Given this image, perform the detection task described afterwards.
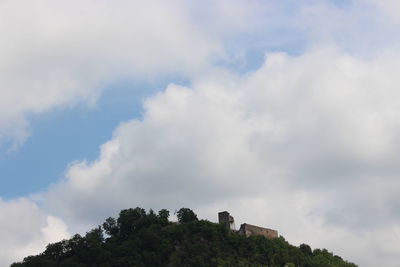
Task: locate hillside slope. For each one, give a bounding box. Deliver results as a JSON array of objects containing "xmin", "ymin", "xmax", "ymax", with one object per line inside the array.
[{"xmin": 11, "ymin": 207, "xmax": 357, "ymax": 267}]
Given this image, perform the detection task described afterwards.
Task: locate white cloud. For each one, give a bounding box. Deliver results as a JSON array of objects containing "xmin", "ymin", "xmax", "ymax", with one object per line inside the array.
[
  {"xmin": 36, "ymin": 46, "xmax": 400, "ymax": 266},
  {"xmin": 365, "ymin": 0, "xmax": 400, "ymax": 23},
  {"xmin": 1, "ymin": 0, "xmax": 398, "ymax": 148},
  {"xmin": 0, "ymin": 198, "xmax": 69, "ymax": 266},
  {"xmin": 0, "ymin": 0, "xmax": 240, "ymax": 147},
  {"xmin": 4, "ymin": 1, "xmax": 400, "ymax": 266}
]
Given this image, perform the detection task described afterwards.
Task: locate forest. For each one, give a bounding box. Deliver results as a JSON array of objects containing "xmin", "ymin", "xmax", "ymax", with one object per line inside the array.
[{"xmin": 11, "ymin": 207, "xmax": 357, "ymax": 267}]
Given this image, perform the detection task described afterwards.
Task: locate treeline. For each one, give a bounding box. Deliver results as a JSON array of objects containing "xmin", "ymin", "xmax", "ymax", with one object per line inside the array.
[{"xmin": 11, "ymin": 207, "xmax": 357, "ymax": 267}]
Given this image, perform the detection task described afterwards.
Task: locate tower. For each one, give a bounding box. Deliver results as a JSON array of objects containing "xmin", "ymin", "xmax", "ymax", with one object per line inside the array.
[{"xmin": 218, "ymin": 211, "xmax": 235, "ymax": 230}]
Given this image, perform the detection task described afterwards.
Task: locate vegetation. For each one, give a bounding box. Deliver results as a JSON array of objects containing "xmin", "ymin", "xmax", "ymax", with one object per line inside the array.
[{"xmin": 11, "ymin": 207, "xmax": 357, "ymax": 267}]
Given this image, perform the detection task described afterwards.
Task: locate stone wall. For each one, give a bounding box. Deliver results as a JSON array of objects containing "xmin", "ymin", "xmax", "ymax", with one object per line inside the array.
[
  {"xmin": 218, "ymin": 211, "xmax": 235, "ymax": 230},
  {"xmin": 238, "ymin": 223, "xmax": 278, "ymax": 240}
]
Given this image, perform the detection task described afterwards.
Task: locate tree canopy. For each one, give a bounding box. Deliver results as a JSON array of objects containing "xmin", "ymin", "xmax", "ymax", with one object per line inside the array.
[
  {"xmin": 11, "ymin": 207, "xmax": 357, "ymax": 267},
  {"xmin": 176, "ymin": 207, "xmax": 198, "ymax": 223}
]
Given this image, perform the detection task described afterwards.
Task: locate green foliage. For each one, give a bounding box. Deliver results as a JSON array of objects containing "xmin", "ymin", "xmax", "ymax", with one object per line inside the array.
[
  {"xmin": 158, "ymin": 209, "xmax": 170, "ymax": 226},
  {"xmin": 12, "ymin": 207, "xmax": 358, "ymax": 267},
  {"xmin": 103, "ymin": 217, "xmax": 118, "ymax": 236},
  {"xmin": 176, "ymin": 207, "xmax": 198, "ymax": 223}
]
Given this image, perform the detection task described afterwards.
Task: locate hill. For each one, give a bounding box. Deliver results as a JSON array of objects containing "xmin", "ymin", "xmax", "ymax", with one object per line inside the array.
[{"xmin": 11, "ymin": 207, "xmax": 357, "ymax": 267}]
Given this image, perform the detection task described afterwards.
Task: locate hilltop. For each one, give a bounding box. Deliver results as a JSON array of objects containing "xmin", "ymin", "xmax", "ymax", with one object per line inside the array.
[{"xmin": 11, "ymin": 207, "xmax": 357, "ymax": 267}]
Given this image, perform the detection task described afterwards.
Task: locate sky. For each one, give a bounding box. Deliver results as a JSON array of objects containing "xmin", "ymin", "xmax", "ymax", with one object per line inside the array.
[{"xmin": 1, "ymin": 0, "xmax": 400, "ymax": 266}]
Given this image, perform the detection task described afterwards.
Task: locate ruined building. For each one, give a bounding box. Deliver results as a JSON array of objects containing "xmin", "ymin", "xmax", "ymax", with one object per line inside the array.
[
  {"xmin": 218, "ymin": 211, "xmax": 278, "ymax": 240},
  {"xmin": 238, "ymin": 223, "xmax": 278, "ymax": 239},
  {"xmin": 218, "ymin": 211, "xmax": 236, "ymax": 230}
]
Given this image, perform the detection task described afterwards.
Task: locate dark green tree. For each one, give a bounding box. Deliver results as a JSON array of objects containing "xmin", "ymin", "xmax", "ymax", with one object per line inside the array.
[
  {"xmin": 103, "ymin": 217, "xmax": 119, "ymax": 237},
  {"xmin": 12, "ymin": 207, "xmax": 358, "ymax": 267},
  {"xmin": 158, "ymin": 209, "xmax": 170, "ymax": 226},
  {"xmin": 176, "ymin": 208, "xmax": 198, "ymax": 223}
]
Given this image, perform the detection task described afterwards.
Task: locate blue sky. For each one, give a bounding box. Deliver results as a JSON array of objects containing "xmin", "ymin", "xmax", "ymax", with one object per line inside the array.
[
  {"xmin": 1, "ymin": 81, "xmax": 147, "ymax": 197},
  {"xmin": 1, "ymin": 1, "xmax": 400, "ymax": 266},
  {"xmin": 0, "ymin": 16, "xmax": 308, "ymax": 198},
  {"xmin": 0, "ymin": 77, "xmax": 188, "ymax": 197}
]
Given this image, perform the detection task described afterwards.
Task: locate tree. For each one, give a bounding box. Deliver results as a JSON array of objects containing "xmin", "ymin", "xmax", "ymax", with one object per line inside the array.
[
  {"xmin": 117, "ymin": 207, "xmax": 146, "ymax": 237},
  {"xmin": 176, "ymin": 208, "xmax": 198, "ymax": 223},
  {"xmin": 103, "ymin": 217, "xmax": 119, "ymax": 237},
  {"xmin": 300, "ymin": 243, "xmax": 312, "ymax": 256},
  {"xmin": 12, "ymin": 207, "xmax": 358, "ymax": 267},
  {"xmin": 158, "ymin": 209, "xmax": 170, "ymax": 226},
  {"xmin": 43, "ymin": 241, "xmax": 67, "ymax": 261}
]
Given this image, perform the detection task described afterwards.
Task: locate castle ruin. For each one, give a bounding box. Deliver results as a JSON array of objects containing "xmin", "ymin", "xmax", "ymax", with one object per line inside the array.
[
  {"xmin": 218, "ymin": 211, "xmax": 278, "ymax": 240},
  {"xmin": 218, "ymin": 211, "xmax": 236, "ymax": 230}
]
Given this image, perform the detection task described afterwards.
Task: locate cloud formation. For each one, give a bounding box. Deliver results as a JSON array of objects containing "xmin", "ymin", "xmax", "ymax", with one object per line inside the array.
[
  {"xmin": 0, "ymin": 0, "xmax": 238, "ymax": 147},
  {"xmin": 37, "ymin": 46, "xmax": 400, "ymax": 266},
  {"xmin": 3, "ymin": 1, "xmax": 400, "ymax": 266},
  {"xmin": 1, "ymin": 0, "xmax": 396, "ymax": 147},
  {"xmin": 0, "ymin": 198, "xmax": 69, "ymax": 266}
]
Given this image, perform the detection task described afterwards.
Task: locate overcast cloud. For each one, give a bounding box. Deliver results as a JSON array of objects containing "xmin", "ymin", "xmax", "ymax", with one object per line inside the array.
[
  {"xmin": 40, "ymin": 46, "xmax": 400, "ymax": 267},
  {"xmin": 0, "ymin": 198, "xmax": 69, "ymax": 266},
  {"xmin": 0, "ymin": 0, "xmax": 235, "ymax": 147},
  {"xmin": 1, "ymin": 1, "xmax": 400, "ymax": 266}
]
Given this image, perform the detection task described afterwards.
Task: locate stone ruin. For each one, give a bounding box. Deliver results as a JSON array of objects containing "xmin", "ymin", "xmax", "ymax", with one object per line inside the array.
[
  {"xmin": 218, "ymin": 211, "xmax": 278, "ymax": 240},
  {"xmin": 218, "ymin": 211, "xmax": 236, "ymax": 230}
]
